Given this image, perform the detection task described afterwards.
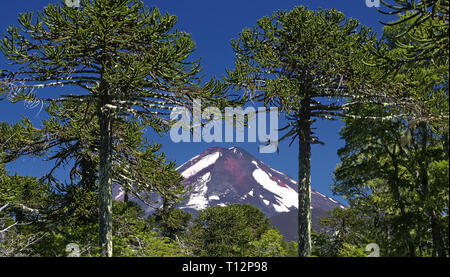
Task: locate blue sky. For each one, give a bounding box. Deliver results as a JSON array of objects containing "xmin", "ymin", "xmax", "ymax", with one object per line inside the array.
[{"xmin": 0, "ymin": 0, "xmax": 393, "ymax": 204}]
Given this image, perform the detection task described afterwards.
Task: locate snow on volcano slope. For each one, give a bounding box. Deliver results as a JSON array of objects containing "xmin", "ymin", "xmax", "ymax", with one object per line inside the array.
[
  {"xmin": 252, "ymin": 168, "xmax": 297, "ymax": 212},
  {"xmin": 180, "ymin": 152, "xmax": 221, "ymax": 179}
]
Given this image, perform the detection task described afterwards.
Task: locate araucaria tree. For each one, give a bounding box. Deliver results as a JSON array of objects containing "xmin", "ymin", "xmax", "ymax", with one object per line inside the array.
[
  {"xmin": 0, "ymin": 0, "xmax": 226, "ymax": 256},
  {"xmin": 226, "ymin": 7, "xmax": 376, "ymax": 256},
  {"xmin": 378, "ymin": 0, "xmax": 449, "ymax": 65},
  {"xmin": 369, "ymin": 1, "xmax": 449, "ymax": 127},
  {"xmin": 331, "ymin": 104, "xmax": 449, "ymax": 257}
]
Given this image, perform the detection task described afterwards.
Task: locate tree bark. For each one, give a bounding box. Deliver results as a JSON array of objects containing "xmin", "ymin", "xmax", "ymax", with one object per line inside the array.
[
  {"xmin": 98, "ymin": 102, "xmax": 113, "ymax": 257},
  {"xmin": 298, "ymin": 98, "xmax": 312, "ymax": 257}
]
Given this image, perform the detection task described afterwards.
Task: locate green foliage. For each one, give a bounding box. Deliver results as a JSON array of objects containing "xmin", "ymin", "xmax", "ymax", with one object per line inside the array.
[
  {"xmin": 316, "ymin": 208, "xmax": 387, "ymax": 257},
  {"xmin": 363, "ymin": 2, "xmax": 450, "ymax": 128},
  {"xmin": 0, "ymin": 151, "xmax": 48, "ymax": 256},
  {"xmin": 112, "ymin": 201, "xmax": 182, "ymax": 257},
  {"xmin": 0, "ymin": 171, "xmax": 48, "ymax": 211},
  {"xmin": 337, "ymin": 243, "xmax": 368, "ymax": 257},
  {"xmin": 329, "ymin": 100, "xmax": 449, "ymax": 257},
  {"xmin": 30, "ymin": 201, "xmax": 183, "ymax": 257},
  {"xmin": 247, "ymin": 229, "xmax": 296, "ymax": 257},
  {"xmin": 188, "ymin": 204, "xmax": 271, "ymax": 257},
  {"xmin": 116, "ymin": 234, "xmax": 181, "ymax": 257},
  {"xmin": 1, "ymin": 154, "xmax": 183, "ymax": 258},
  {"xmin": 1, "ymin": 101, "xmax": 186, "ymax": 210},
  {"xmin": 152, "ymin": 208, "xmax": 192, "ymax": 240},
  {"xmin": 311, "ymin": 230, "xmax": 340, "ymax": 257},
  {"xmin": 379, "ymin": 0, "xmax": 449, "ymax": 64},
  {"xmin": 227, "ymin": 6, "xmax": 375, "ymax": 118},
  {"xmin": 379, "ymin": 11, "xmax": 449, "ymax": 129},
  {"xmin": 0, "ymin": 0, "xmax": 231, "ymax": 125},
  {"xmin": 185, "ymin": 204, "xmax": 297, "ymax": 257}
]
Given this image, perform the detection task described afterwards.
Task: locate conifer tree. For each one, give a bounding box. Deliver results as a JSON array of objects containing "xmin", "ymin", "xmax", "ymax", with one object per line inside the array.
[
  {"xmin": 226, "ymin": 6, "xmax": 377, "ymax": 256},
  {"xmin": 0, "ymin": 0, "xmax": 228, "ymax": 256}
]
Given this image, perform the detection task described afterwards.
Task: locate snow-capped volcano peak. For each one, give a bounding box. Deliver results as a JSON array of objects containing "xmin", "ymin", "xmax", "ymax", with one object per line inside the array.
[
  {"xmin": 113, "ymin": 146, "xmax": 345, "ymax": 241},
  {"xmin": 177, "ymin": 146, "xmax": 344, "ymax": 218}
]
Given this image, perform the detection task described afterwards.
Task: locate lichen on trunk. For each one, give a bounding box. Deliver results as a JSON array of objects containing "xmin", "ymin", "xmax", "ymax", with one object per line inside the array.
[
  {"xmin": 297, "ymin": 98, "xmax": 312, "ymax": 257},
  {"xmin": 98, "ymin": 103, "xmax": 113, "ymax": 257}
]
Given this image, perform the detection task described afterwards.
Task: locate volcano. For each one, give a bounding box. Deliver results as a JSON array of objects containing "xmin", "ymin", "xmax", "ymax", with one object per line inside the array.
[{"xmin": 176, "ymin": 146, "xmax": 345, "ymax": 241}]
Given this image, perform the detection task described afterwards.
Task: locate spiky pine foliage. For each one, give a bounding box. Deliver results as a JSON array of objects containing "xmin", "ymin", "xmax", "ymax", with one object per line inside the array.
[{"xmin": 378, "ymin": 0, "xmax": 449, "ymax": 65}]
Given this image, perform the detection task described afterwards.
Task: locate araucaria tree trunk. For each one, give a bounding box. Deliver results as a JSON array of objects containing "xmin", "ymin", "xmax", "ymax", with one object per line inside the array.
[
  {"xmin": 297, "ymin": 98, "xmax": 312, "ymax": 257},
  {"xmin": 98, "ymin": 101, "xmax": 113, "ymax": 257}
]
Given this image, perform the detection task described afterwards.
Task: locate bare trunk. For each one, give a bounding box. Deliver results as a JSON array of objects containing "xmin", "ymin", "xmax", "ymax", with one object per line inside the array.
[
  {"xmin": 298, "ymin": 98, "xmax": 312, "ymax": 257},
  {"xmin": 98, "ymin": 103, "xmax": 113, "ymax": 257},
  {"xmin": 124, "ymin": 189, "xmax": 129, "ymax": 203}
]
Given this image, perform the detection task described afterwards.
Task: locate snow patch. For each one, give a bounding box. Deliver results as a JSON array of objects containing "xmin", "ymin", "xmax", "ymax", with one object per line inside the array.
[
  {"xmin": 248, "ymin": 189, "xmax": 254, "ymax": 197},
  {"xmin": 316, "ymin": 191, "xmax": 327, "ymax": 198},
  {"xmin": 271, "ymin": 168, "xmax": 287, "ymax": 176},
  {"xmin": 208, "ymin": 195, "xmax": 220, "ymax": 201},
  {"xmin": 252, "ymin": 168, "xmax": 298, "ymax": 211},
  {"xmin": 115, "ymin": 191, "xmax": 125, "ymax": 201},
  {"xmin": 181, "ymin": 152, "xmax": 221, "ymax": 179},
  {"xmin": 327, "ymin": 197, "xmax": 338, "ymax": 204},
  {"xmin": 176, "ymin": 154, "xmax": 200, "ymax": 171},
  {"xmin": 184, "ymin": 172, "xmax": 211, "ymax": 210},
  {"xmin": 273, "ymin": 202, "xmax": 290, "ymax": 213}
]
